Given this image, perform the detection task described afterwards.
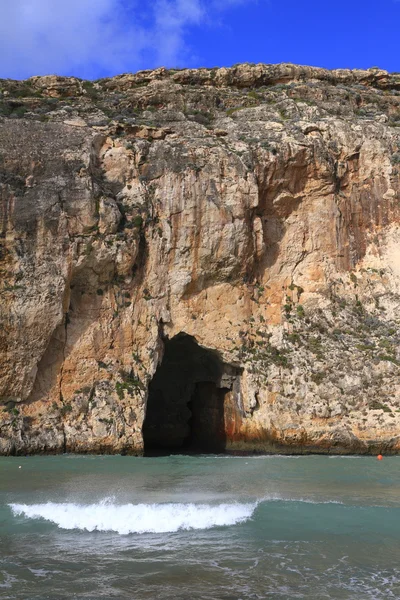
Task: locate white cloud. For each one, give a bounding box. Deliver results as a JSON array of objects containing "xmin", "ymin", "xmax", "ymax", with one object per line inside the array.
[
  {"xmin": 0, "ymin": 0, "xmax": 255, "ymax": 79},
  {"xmin": 0, "ymin": 0, "xmax": 145, "ymax": 79},
  {"xmin": 153, "ymin": 0, "xmax": 205, "ymax": 65}
]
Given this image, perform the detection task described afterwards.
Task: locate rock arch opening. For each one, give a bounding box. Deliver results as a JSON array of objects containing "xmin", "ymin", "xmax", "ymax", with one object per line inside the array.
[{"xmin": 143, "ymin": 333, "xmax": 241, "ymax": 455}]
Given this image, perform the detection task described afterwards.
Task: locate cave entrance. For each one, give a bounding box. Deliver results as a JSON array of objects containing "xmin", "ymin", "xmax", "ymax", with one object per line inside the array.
[{"xmin": 143, "ymin": 333, "xmax": 240, "ymax": 455}]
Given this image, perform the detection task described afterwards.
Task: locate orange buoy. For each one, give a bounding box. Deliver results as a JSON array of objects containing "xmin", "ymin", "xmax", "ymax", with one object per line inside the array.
[{"xmin": 377, "ymin": 454, "xmax": 383, "ymax": 461}]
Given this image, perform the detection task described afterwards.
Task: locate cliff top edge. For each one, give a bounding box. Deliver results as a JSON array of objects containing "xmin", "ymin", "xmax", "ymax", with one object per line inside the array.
[{"xmin": 1, "ymin": 62, "xmax": 400, "ymax": 93}]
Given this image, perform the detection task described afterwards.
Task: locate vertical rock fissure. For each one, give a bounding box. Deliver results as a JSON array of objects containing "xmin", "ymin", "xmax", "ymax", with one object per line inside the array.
[{"xmin": 58, "ymin": 312, "xmax": 69, "ymax": 405}]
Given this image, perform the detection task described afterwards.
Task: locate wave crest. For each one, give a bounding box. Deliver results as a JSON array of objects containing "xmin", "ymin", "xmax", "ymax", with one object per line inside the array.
[{"xmin": 9, "ymin": 501, "xmax": 257, "ymax": 534}]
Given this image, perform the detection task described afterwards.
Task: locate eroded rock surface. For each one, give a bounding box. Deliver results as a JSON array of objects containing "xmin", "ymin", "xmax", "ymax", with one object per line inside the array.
[{"xmin": 0, "ymin": 63, "xmax": 400, "ymax": 455}]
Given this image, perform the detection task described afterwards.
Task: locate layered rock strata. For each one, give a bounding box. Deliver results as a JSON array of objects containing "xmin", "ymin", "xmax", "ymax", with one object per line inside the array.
[{"xmin": 0, "ymin": 63, "xmax": 400, "ymax": 455}]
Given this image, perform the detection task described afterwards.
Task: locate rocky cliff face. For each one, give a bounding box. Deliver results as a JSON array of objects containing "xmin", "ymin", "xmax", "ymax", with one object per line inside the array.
[{"xmin": 1, "ymin": 63, "xmax": 400, "ymax": 455}]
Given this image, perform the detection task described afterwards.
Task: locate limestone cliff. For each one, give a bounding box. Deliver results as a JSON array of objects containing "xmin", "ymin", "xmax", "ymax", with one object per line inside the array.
[{"xmin": 1, "ymin": 63, "xmax": 400, "ymax": 455}]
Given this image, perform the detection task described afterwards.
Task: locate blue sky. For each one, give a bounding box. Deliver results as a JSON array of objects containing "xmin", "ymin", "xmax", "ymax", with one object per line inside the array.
[{"xmin": 1, "ymin": 0, "xmax": 399, "ymax": 80}]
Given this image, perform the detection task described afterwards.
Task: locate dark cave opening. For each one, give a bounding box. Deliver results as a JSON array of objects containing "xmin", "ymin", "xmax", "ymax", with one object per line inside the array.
[{"xmin": 143, "ymin": 333, "xmax": 240, "ymax": 455}]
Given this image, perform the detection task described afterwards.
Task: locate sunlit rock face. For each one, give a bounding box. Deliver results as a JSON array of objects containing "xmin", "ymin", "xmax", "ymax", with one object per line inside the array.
[{"xmin": 0, "ymin": 63, "xmax": 400, "ymax": 455}]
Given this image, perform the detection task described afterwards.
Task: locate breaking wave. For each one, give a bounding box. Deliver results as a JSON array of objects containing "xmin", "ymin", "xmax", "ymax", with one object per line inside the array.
[{"xmin": 9, "ymin": 500, "xmax": 257, "ymax": 534}]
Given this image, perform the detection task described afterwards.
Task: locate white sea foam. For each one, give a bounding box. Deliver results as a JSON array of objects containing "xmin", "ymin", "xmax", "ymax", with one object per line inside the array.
[
  {"xmin": 9, "ymin": 500, "xmax": 257, "ymax": 535},
  {"xmin": 261, "ymin": 495, "xmax": 344, "ymax": 505}
]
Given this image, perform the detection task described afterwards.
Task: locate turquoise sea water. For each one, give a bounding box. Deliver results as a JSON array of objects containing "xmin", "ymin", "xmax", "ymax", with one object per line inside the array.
[{"xmin": 1, "ymin": 455, "xmax": 400, "ymax": 599}]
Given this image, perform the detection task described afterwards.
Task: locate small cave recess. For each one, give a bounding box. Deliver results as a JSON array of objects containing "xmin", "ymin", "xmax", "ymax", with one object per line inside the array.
[{"xmin": 143, "ymin": 333, "xmax": 241, "ymax": 455}]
